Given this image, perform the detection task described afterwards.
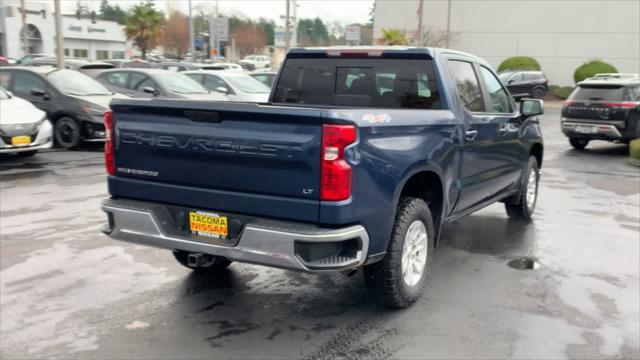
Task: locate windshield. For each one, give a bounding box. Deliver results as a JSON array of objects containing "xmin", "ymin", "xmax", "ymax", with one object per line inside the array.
[
  {"xmin": 226, "ymin": 75, "xmax": 270, "ymax": 94},
  {"xmin": 244, "ymin": 56, "xmax": 257, "ymax": 61},
  {"xmin": 48, "ymin": 69, "xmax": 112, "ymax": 96},
  {"xmin": 0, "ymin": 86, "xmax": 9, "ymax": 100},
  {"xmin": 157, "ymin": 72, "xmax": 208, "ymax": 94}
]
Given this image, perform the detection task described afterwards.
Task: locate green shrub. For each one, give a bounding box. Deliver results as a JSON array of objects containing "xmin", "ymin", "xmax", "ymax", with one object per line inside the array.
[
  {"xmin": 573, "ymin": 60, "xmax": 618, "ymax": 83},
  {"xmin": 548, "ymin": 84, "xmax": 559, "ymax": 93},
  {"xmin": 551, "ymin": 86, "xmax": 574, "ymax": 100},
  {"xmin": 498, "ymin": 56, "xmax": 541, "ymax": 72},
  {"xmin": 630, "ymin": 139, "xmax": 640, "ymax": 160}
]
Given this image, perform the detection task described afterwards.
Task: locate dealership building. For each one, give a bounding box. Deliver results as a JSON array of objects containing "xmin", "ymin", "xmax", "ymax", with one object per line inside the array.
[
  {"xmin": 0, "ymin": 0, "xmax": 127, "ymax": 61},
  {"xmin": 373, "ymin": 0, "xmax": 640, "ymax": 85}
]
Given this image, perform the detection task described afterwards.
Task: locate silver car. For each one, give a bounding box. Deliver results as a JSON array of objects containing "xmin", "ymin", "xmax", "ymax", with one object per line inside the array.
[{"xmin": 183, "ymin": 70, "xmax": 270, "ymax": 103}]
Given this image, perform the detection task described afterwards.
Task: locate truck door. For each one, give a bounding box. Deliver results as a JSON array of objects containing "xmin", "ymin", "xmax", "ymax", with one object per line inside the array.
[{"xmin": 446, "ymin": 59, "xmax": 520, "ymax": 213}]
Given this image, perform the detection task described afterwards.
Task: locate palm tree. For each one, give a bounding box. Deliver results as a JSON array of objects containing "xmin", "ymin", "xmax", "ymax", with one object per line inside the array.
[
  {"xmin": 124, "ymin": 3, "xmax": 164, "ymax": 59},
  {"xmin": 381, "ymin": 28, "xmax": 408, "ymax": 45}
]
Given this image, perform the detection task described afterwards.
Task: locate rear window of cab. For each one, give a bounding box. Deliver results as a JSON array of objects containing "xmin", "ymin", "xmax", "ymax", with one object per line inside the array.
[{"xmin": 273, "ymin": 58, "xmax": 441, "ymax": 109}]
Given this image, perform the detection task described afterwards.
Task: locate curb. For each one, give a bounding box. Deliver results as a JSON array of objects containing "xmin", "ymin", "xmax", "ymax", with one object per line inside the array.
[{"xmin": 628, "ymin": 158, "xmax": 640, "ymax": 167}]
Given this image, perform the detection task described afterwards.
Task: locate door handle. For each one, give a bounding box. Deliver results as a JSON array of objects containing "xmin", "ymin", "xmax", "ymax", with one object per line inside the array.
[{"xmin": 464, "ymin": 130, "xmax": 478, "ymax": 141}]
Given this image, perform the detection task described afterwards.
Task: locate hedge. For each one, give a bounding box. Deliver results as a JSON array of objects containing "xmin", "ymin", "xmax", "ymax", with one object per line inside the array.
[
  {"xmin": 498, "ymin": 56, "xmax": 541, "ymax": 72},
  {"xmin": 630, "ymin": 139, "xmax": 640, "ymax": 160},
  {"xmin": 573, "ymin": 60, "xmax": 618, "ymax": 83},
  {"xmin": 551, "ymin": 86, "xmax": 574, "ymax": 100}
]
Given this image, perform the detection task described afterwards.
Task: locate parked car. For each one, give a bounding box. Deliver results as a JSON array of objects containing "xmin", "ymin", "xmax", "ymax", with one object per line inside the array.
[
  {"xmin": 202, "ymin": 62, "xmax": 243, "ymax": 71},
  {"xmin": 101, "ymin": 47, "xmax": 544, "ymax": 308},
  {"xmin": 0, "ymin": 56, "xmax": 11, "ymax": 67},
  {"xmin": 0, "ymin": 66, "xmax": 125, "ymax": 148},
  {"xmin": 238, "ymin": 55, "xmax": 271, "ymax": 70},
  {"xmin": 95, "ymin": 68, "xmax": 228, "ymax": 101},
  {"xmin": 24, "ymin": 57, "xmax": 114, "ymax": 76},
  {"xmin": 183, "ymin": 70, "xmax": 270, "ymax": 102},
  {"xmin": 561, "ymin": 73, "xmax": 640, "ymax": 149},
  {"xmin": 16, "ymin": 53, "xmax": 55, "ymax": 65},
  {"xmin": 102, "ymin": 59, "xmax": 152, "ymax": 68},
  {"xmin": 0, "ymin": 85, "xmax": 53, "ymax": 156},
  {"xmin": 498, "ymin": 70, "xmax": 548, "ymax": 98},
  {"xmin": 249, "ymin": 70, "xmax": 278, "ymax": 88},
  {"xmin": 153, "ymin": 62, "xmax": 201, "ymax": 72}
]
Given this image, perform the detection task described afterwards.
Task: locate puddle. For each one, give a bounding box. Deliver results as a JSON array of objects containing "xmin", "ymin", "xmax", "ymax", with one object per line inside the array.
[{"xmin": 508, "ymin": 257, "xmax": 538, "ymax": 270}]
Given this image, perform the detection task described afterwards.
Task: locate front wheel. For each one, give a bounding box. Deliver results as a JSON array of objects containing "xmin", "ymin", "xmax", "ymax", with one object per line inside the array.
[
  {"xmin": 505, "ymin": 156, "xmax": 539, "ymax": 221},
  {"xmin": 569, "ymin": 137, "xmax": 589, "ymax": 150},
  {"xmin": 363, "ymin": 197, "xmax": 435, "ymax": 308},
  {"xmin": 54, "ymin": 117, "xmax": 82, "ymax": 149}
]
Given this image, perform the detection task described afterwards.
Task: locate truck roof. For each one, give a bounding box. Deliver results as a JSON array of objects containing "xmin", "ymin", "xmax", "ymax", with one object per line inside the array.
[{"xmin": 287, "ymin": 46, "xmax": 483, "ymax": 62}]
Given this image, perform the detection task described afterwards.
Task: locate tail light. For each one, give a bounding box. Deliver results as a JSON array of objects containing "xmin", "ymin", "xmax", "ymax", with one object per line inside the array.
[
  {"xmin": 561, "ymin": 100, "xmax": 575, "ymax": 109},
  {"xmin": 104, "ymin": 111, "xmax": 115, "ymax": 176},
  {"xmin": 603, "ymin": 101, "xmax": 639, "ymax": 109},
  {"xmin": 320, "ymin": 124, "xmax": 357, "ymax": 201}
]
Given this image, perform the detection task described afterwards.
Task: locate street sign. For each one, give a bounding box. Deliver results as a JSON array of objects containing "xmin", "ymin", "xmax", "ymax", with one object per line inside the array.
[
  {"xmin": 210, "ymin": 48, "xmax": 217, "ymax": 55},
  {"xmin": 210, "ymin": 16, "xmax": 229, "ymax": 42},
  {"xmin": 274, "ymin": 26, "xmax": 297, "ymax": 48},
  {"xmin": 345, "ymin": 26, "xmax": 361, "ymax": 42}
]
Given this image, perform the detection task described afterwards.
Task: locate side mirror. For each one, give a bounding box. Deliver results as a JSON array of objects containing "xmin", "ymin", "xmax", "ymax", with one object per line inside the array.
[
  {"xmin": 214, "ymin": 86, "xmax": 229, "ymax": 95},
  {"xmin": 511, "ymin": 93, "xmax": 531, "ymax": 102},
  {"xmin": 508, "ymin": 79, "xmax": 515, "ymax": 84},
  {"xmin": 6, "ymin": 90, "xmax": 13, "ymax": 97},
  {"xmin": 30, "ymin": 89, "xmax": 50, "ymax": 99},
  {"xmin": 521, "ymin": 99, "xmax": 544, "ymax": 117},
  {"xmin": 142, "ymin": 87, "xmax": 159, "ymax": 96}
]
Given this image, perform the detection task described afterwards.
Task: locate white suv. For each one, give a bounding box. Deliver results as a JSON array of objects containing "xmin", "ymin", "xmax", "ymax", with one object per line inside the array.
[{"xmin": 239, "ymin": 55, "xmax": 270, "ymax": 71}]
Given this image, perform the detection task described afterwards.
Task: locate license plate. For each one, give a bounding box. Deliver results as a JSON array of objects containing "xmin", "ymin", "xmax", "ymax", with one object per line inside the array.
[
  {"xmin": 11, "ymin": 135, "xmax": 31, "ymax": 146},
  {"xmin": 189, "ymin": 211, "xmax": 228, "ymax": 238},
  {"xmin": 575, "ymin": 125, "xmax": 596, "ymax": 134}
]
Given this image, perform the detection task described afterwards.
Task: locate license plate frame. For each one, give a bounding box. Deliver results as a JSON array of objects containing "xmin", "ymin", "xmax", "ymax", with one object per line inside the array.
[
  {"xmin": 575, "ymin": 125, "xmax": 596, "ymax": 134},
  {"xmin": 11, "ymin": 135, "xmax": 31, "ymax": 146},
  {"xmin": 189, "ymin": 211, "xmax": 228, "ymax": 239}
]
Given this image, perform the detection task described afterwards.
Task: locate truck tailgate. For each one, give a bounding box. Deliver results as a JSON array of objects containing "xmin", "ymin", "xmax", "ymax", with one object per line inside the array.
[{"xmin": 110, "ymin": 100, "xmax": 324, "ymax": 221}]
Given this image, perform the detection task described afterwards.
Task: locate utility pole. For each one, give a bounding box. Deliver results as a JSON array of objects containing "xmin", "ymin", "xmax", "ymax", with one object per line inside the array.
[
  {"xmin": 188, "ymin": 0, "xmax": 195, "ymax": 62},
  {"xmin": 445, "ymin": 0, "xmax": 452, "ymax": 48},
  {"xmin": 416, "ymin": 0, "xmax": 423, "ymax": 46},
  {"xmin": 54, "ymin": 0, "xmax": 64, "ymax": 69},
  {"xmin": 20, "ymin": 0, "xmax": 28, "ymax": 56},
  {"xmin": 285, "ymin": 0, "xmax": 290, "ymax": 52},
  {"xmin": 215, "ymin": 0, "xmax": 220, "ymax": 59}
]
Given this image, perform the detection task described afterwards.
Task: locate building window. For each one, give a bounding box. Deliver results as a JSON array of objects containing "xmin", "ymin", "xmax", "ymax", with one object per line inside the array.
[
  {"xmin": 96, "ymin": 50, "xmax": 109, "ymax": 60},
  {"xmin": 64, "ymin": 49, "xmax": 71, "ymax": 56},
  {"xmin": 73, "ymin": 49, "xmax": 88, "ymax": 58},
  {"xmin": 111, "ymin": 51, "xmax": 125, "ymax": 60}
]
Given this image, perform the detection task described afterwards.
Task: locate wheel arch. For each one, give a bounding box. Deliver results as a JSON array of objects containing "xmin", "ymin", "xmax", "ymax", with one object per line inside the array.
[{"xmin": 530, "ymin": 142, "xmax": 543, "ymax": 168}]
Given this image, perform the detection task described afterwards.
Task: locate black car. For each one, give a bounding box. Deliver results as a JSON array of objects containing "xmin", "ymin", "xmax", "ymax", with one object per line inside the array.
[
  {"xmin": 94, "ymin": 68, "xmax": 227, "ymax": 101},
  {"xmin": 0, "ymin": 66, "xmax": 123, "ymax": 148},
  {"xmin": 498, "ymin": 70, "xmax": 548, "ymax": 98},
  {"xmin": 561, "ymin": 73, "xmax": 640, "ymax": 149},
  {"xmin": 249, "ymin": 71, "xmax": 277, "ymax": 88}
]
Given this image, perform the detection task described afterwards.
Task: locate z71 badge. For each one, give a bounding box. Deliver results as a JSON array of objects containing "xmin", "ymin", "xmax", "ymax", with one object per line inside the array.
[{"xmin": 362, "ymin": 113, "xmax": 391, "ymax": 124}]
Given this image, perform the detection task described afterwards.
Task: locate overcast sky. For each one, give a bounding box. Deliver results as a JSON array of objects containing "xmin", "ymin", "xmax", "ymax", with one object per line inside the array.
[{"xmin": 59, "ymin": 0, "xmax": 374, "ymax": 25}]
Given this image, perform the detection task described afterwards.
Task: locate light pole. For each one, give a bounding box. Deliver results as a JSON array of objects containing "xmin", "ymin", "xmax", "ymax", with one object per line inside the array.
[
  {"xmin": 188, "ymin": 0, "xmax": 195, "ymax": 62},
  {"xmin": 53, "ymin": 0, "xmax": 64, "ymax": 69}
]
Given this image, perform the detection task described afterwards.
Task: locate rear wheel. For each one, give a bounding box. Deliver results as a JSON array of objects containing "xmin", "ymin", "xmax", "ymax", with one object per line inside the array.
[
  {"xmin": 363, "ymin": 197, "xmax": 435, "ymax": 308},
  {"xmin": 569, "ymin": 137, "xmax": 589, "ymax": 150},
  {"xmin": 532, "ymin": 87, "xmax": 545, "ymax": 99},
  {"xmin": 173, "ymin": 250, "xmax": 231, "ymax": 274},
  {"xmin": 505, "ymin": 156, "xmax": 539, "ymax": 221},
  {"xmin": 54, "ymin": 117, "xmax": 81, "ymax": 149}
]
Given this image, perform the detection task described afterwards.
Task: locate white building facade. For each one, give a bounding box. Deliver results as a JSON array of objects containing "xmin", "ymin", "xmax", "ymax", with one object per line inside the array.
[
  {"xmin": 0, "ymin": 0, "xmax": 127, "ymax": 60},
  {"xmin": 373, "ymin": 0, "xmax": 640, "ymax": 85}
]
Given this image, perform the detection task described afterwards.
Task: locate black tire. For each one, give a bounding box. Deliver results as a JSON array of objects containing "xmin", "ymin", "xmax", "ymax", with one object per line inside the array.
[
  {"xmin": 172, "ymin": 250, "xmax": 231, "ymax": 274},
  {"xmin": 54, "ymin": 117, "xmax": 82, "ymax": 149},
  {"xmin": 505, "ymin": 156, "xmax": 539, "ymax": 221},
  {"xmin": 569, "ymin": 137, "xmax": 589, "ymax": 150},
  {"xmin": 17, "ymin": 150, "xmax": 37, "ymax": 157},
  {"xmin": 363, "ymin": 197, "xmax": 435, "ymax": 308},
  {"xmin": 532, "ymin": 87, "xmax": 545, "ymax": 99}
]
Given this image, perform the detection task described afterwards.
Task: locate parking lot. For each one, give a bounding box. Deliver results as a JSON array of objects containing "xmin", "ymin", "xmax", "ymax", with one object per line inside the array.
[{"xmin": 0, "ymin": 106, "xmax": 638, "ymax": 359}]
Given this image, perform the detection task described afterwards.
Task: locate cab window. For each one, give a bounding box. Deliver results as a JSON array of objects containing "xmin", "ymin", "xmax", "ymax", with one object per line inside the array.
[
  {"xmin": 480, "ymin": 66, "xmax": 513, "ymax": 113},
  {"xmin": 446, "ymin": 60, "xmax": 485, "ymax": 112}
]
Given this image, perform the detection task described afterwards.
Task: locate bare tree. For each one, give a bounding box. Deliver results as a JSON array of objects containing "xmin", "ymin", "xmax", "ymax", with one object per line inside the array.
[
  {"xmin": 232, "ymin": 25, "xmax": 266, "ymax": 57},
  {"xmin": 161, "ymin": 10, "xmax": 189, "ymax": 59}
]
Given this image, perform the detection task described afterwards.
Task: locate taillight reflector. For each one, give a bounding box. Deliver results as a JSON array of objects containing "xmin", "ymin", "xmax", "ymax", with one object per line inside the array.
[
  {"xmin": 320, "ymin": 124, "xmax": 357, "ymax": 201},
  {"xmin": 104, "ymin": 111, "xmax": 115, "ymax": 176}
]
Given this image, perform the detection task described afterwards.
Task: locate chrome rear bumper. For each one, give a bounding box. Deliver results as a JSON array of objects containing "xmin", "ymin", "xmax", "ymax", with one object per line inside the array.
[{"xmin": 101, "ymin": 198, "xmax": 369, "ymax": 272}]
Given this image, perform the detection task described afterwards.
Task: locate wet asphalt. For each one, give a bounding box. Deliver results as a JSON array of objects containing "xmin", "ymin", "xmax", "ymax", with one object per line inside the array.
[{"xmin": 0, "ymin": 108, "xmax": 639, "ymax": 359}]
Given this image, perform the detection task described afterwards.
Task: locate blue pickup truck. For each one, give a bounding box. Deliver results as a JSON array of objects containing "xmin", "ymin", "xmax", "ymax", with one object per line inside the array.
[{"xmin": 101, "ymin": 47, "xmax": 544, "ymax": 308}]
